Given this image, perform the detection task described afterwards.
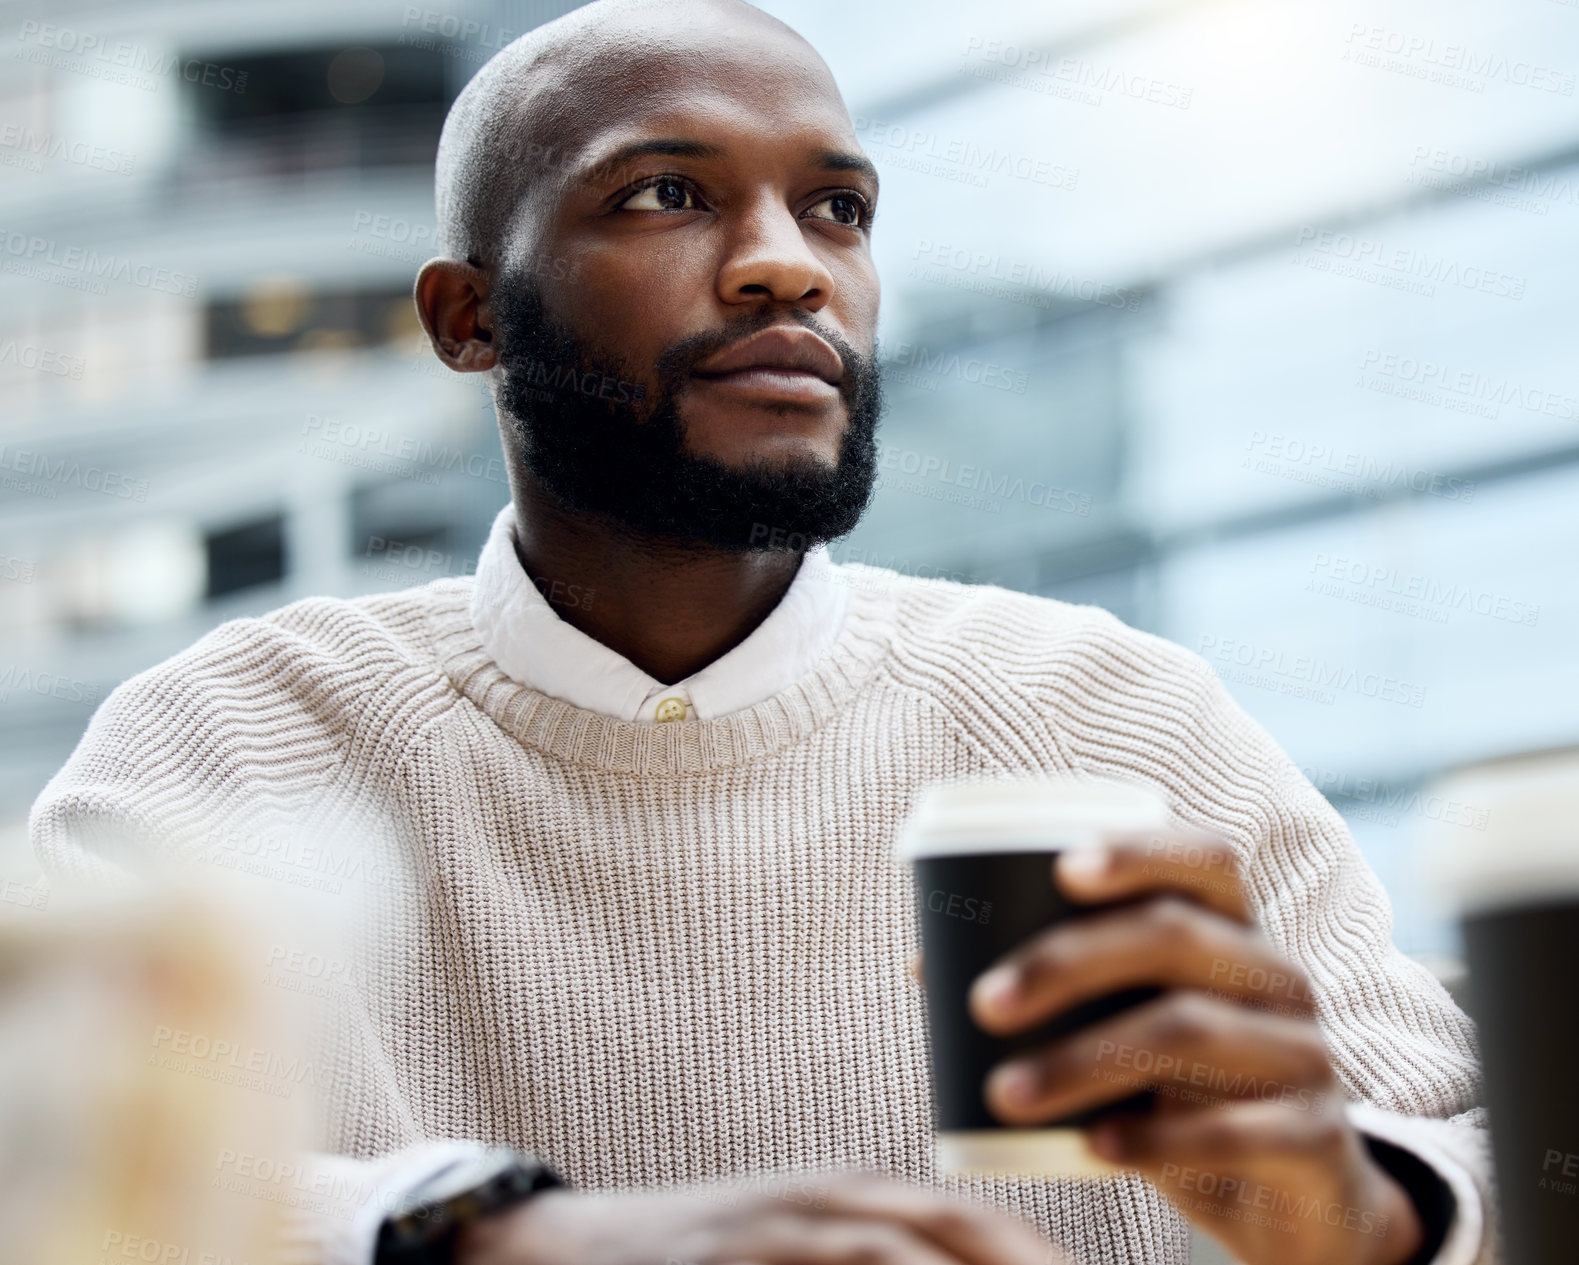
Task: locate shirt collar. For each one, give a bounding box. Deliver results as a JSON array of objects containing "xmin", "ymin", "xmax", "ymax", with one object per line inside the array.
[{"xmin": 469, "ymin": 502, "xmax": 850, "ymax": 723}]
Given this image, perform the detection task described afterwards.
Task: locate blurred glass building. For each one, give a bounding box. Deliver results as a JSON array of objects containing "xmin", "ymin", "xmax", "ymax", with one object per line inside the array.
[{"xmin": 3, "ymin": 0, "xmax": 1576, "ymax": 964}]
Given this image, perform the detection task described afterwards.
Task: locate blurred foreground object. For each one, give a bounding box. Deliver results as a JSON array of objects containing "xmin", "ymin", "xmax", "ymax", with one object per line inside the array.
[
  {"xmin": 0, "ymin": 881, "xmax": 312, "ymax": 1265},
  {"xmin": 1426, "ymin": 746, "xmax": 1579, "ymax": 1265}
]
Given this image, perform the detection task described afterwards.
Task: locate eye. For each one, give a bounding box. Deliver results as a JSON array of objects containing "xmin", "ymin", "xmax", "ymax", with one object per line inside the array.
[
  {"xmin": 804, "ymin": 191, "xmax": 872, "ymax": 228},
  {"xmin": 619, "ymin": 175, "xmax": 701, "ymax": 212}
]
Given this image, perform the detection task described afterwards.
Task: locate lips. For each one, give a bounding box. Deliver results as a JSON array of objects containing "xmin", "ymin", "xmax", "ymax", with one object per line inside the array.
[{"xmin": 692, "ymin": 326, "xmax": 843, "ymax": 385}]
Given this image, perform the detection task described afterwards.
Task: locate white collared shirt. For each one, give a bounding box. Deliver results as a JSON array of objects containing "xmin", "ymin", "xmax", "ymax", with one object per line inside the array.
[{"xmin": 469, "ymin": 502, "xmax": 850, "ymax": 723}]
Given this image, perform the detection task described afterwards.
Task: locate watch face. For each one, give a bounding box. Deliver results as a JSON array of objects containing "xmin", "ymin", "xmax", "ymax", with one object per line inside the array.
[{"xmin": 378, "ymin": 1149, "xmax": 565, "ymax": 1258}]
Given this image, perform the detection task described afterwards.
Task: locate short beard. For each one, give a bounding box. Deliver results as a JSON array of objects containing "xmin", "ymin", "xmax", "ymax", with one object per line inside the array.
[{"xmin": 490, "ymin": 277, "xmax": 884, "ymax": 554}]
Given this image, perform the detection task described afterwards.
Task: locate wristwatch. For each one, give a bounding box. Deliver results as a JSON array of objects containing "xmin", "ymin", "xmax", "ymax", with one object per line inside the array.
[{"xmin": 374, "ymin": 1146, "xmax": 568, "ymax": 1265}]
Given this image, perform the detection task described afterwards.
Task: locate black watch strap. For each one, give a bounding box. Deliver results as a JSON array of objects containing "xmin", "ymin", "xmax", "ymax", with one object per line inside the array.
[{"xmin": 374, "ymin": 1146, "xmax": 568, "ymax": 1265}]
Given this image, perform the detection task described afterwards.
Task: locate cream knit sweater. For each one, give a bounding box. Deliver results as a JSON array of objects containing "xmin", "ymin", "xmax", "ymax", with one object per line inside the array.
[{"xmin": 30, "ymin": 564, "xmax": 1495, "ymax": 1265}]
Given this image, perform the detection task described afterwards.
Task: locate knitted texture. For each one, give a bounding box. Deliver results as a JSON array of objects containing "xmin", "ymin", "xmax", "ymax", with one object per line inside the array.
[{"xmin": 30, "ymin": 564, "xmax": 1494, "ymax": 1265}]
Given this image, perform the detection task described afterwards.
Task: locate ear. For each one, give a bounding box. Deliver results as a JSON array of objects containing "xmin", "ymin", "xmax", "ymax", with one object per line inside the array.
[{"xmin": 414, "ymin": 259, "xmax": 497, "ymax": 372}]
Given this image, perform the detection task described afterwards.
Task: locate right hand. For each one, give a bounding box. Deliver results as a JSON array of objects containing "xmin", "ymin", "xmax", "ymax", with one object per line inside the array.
[{"xmin": 454, "ymin": 1167, "xmax": 1061, "ymax": 1265}]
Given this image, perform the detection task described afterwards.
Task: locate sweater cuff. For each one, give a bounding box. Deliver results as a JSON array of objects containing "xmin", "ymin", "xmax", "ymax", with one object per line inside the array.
[
  {"xmin": 317, "ymin": 1140, "xmax": 492, "ymax": 1265},
  {"xmin": 1346, "ymin": 1101, "xmax": 1487, "ymax": 1265}
]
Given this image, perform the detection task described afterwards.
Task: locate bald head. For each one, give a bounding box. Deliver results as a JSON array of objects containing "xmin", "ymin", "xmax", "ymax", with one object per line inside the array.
[
  {"xmin": 415, "ymin": 0, "xmax": 882, "ymax": 530},
  {"xmin": 434, "ymin": 0, "xmax": 841, "ymax": 268}
]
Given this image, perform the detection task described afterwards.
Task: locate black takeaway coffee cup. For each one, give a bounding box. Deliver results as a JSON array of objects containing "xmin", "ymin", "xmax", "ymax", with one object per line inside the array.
[
  {"xmin": 1430, "ymin": 759, "xmax": 1579, "ymax": 1265},
  {"xmin": 895, "ymin": 773, "xmax": 1171, "ymax": 1178}
]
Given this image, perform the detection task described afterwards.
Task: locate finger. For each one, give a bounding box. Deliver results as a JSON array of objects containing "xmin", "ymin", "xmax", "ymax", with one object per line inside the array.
[
  {"xmin": 808, "ymin": 1170, "xmax": 1054, "ymax": 1265},
  {"xmin": 1055, "ymin": 831, "xmax": 1251, "ymax": 924},
  {"xmin": 968, "ymin": 896, "xmax": 1316, "ymax": 1036},
  {"xmin": 981, "ymin": 992, "xmax": 1338, "ymax": 1128},
  {"xmin": 909, "ymin": 951, "xmax": 923, "ymax": 986},
  {"xmin": 1087, "ymin": 1096, "xmax": 1351, "ymax": 1176},
  {"xmin": 1087, "ymin": 1101, "xmax": 1416, "ymax": 1265}
]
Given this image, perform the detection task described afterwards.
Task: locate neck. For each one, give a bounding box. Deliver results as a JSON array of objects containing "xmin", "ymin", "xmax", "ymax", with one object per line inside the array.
[{"xmin": 509, "ymin": 470, "xmax": 804, "ymax": 685}]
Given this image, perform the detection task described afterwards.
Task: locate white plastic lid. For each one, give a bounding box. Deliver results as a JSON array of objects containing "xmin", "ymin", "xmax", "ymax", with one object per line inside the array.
[
  {"xmin": 894, "ymin": 774, "xmax": 1171, "ymax": 861},
  {"xmin": 1426, "ymin": 758, "xmax": 1579, "ymax": 915}
]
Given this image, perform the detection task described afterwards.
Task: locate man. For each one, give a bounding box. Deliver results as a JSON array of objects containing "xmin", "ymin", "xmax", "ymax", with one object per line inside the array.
[{"xmin": 31, "ymin": 1, "xmax": 1493, "ymax": 1263}]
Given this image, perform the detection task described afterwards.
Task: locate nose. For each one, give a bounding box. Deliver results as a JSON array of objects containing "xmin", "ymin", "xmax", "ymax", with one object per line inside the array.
[{"xmin": 714, "ymin": 194, "xmax": 835, "ymax": 311}]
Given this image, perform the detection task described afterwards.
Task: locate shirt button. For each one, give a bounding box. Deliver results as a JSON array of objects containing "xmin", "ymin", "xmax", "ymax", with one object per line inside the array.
[{"xmin": 654, "ymin": 697, "xmax": 688, "ymax": 722}]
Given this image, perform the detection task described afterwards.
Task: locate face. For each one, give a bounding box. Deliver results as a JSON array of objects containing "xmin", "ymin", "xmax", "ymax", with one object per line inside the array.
[{"xmin": 484, "ymin": 15, "xmax": 886, "ymax": 551}]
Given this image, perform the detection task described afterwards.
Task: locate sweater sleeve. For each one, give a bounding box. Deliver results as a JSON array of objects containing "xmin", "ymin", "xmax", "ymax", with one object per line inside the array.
[
  {"xmin": 26, "ymin": 614, "xmax": 492, "ymax": 1265},
  {"xmin": 1025, "ymin": 607, "xmax": 1498, "ymax": 1265},
  {"xmin": 280, "ymin": 1142, "xmax": 492, "ymax": 1265},
  {"xmin": 28, "ymin": 611, "xmax": 360, "ymax": 882}
]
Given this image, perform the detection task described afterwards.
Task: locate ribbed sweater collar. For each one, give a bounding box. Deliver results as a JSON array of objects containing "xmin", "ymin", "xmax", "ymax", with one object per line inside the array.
[{"xmin": 425, "ymin": 566, "xmax": 900, "ymax": 776}]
